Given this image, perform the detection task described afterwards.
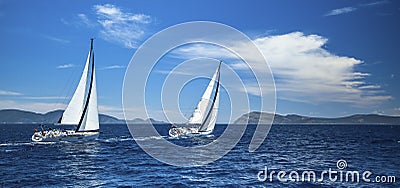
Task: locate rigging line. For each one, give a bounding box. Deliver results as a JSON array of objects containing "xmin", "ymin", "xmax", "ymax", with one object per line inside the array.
[{"xmin": 57, "ymin": 66, "xmax": 80, "ymax": 123}]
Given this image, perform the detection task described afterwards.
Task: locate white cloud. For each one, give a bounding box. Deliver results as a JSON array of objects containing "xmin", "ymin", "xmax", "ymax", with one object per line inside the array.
[
  {"xmin": 360, "ymin": 0, "xmax": 388, "ymax": 7},
  {"xmin": 56, "ymin": 64, "xmax": 75, "ymax": 69},
  {"xmin": 230, "ymin": 62, "xmax": 250, "ymax": 70},
  {"xmin": 252, "ymin": 32, "xmax": 390, "ymax": 105},
  {"xmin": 155, "ymin": 69, "xmax": 197, "ymax": 76},
  {"xmin": 22, "ymin": 96, "xmax": 68, "ymax": 100},
  {"xmin": 325, "ymin": 7, "xmax": 357, "ymax": 16},
  {"xmin": 43, "ymin": 35, "xmax": 70, "ymax": 44},
  {"xmin": 77, "ymin": 13, "xmax": 95, "ymax": 28},
  {"xmin": 169, "ymin": 32, "xmax": 391, "ymax": 106},
  {"xmin": 0, "ymin": 90, "xmax": 22, "ymax": 96},
  {"xmin": 325, "ymin": 1, "xmax": 389, "ymax": 17},
  {"xmin": 358, "ymin": 85, "xmax": 381, "ymax": 89},
  {"xmin": 171, "ymin": 44, "xmax": 236, "ymax": 59},
  {"xmin": 93, "ymin": 4, "xmax": 152, "ymax": 48},
  {"xmin": 62, "ymin": 4, "xmax": 151, "ymax": 48},
  {"xmin": 99, "ymin": 65, "xmax": 125, "ymax": 70}
]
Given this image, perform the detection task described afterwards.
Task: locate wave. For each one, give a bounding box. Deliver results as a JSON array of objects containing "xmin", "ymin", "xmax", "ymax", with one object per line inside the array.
[
  {"xmin": 34, "ymin": 141, "xmax": 58, "ymax": 145},
  {"xmin": 99, "ymin": 136, "xmax": 134, "ymax": 143},
  {"xmin": 134, "ymin": 136, "xmax": 167, "ymax": 141},
  {"xmin": 0, "ymin": 142, "xmax": 34, "ymax": 147},
  {"xmin": 0, "ymin": 141, "xmax": 59, "ymax": 147},
  {"xmin": 181, "ymin": 175, "xmax": 211, "ymax": 182},
  {"xmin": 168, "ymin": 134, "xmax": 215, "ymax": 140},
  {"xmin": 99, "ymin": 135, "xmax": 168, "ymax": 143}
]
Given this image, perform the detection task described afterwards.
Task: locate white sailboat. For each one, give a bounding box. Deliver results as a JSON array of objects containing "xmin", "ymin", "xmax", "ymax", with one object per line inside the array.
[
  {"xmin": 169, "ymin": 61, "xmax": 221, "ymax": 137},
  {"xmin": 32, "ymin": 39, "xmax": 99, "ymax": 142}
]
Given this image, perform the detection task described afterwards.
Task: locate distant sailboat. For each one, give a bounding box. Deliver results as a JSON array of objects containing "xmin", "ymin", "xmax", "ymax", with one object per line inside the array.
[
  {"xmin": 169, "ymin": 61, "xmax": 221, "ymax": 137},
  {"xmin": 32, "ymin": 39, "xmax": 99, "ymax": 142}
]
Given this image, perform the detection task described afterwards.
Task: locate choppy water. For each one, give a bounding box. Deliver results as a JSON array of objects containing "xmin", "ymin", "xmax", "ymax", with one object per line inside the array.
[{"xmin": 1, "ymin": 124, "xmax": 399, "ymax": 187}]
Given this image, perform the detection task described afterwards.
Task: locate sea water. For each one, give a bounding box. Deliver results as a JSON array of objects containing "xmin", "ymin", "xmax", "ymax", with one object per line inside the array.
[{"xmin": 1, "ymin": 124, "xmax": 399, "ymax": 187}]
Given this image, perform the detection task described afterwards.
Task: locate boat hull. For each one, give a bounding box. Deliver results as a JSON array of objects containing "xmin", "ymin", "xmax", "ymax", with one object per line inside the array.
[
  {"xmin": 168, "ymin": 127, "xmax": 212, "ymax": 138},
  {"xmin": 31, "ymin": 130, "xmax": 99, "ymax": 142}
]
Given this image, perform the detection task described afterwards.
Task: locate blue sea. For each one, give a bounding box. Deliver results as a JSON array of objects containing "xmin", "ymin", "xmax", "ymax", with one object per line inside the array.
[{"xmin": 1, "ymin": 124, "xmax": 399, "ymax": 187}]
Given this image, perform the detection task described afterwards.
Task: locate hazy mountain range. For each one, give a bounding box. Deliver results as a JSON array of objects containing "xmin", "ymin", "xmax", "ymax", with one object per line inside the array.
[
  {"xmin": 0, "ymin": 109, "xmax": 163, "ymax": 124},
  {"xmin": 0, "ymin": 109, "xmax": 399, "ymax": 125},
  {"xmin": 234, "ymin": 111, "xmax": 400, "ymax": 124}
]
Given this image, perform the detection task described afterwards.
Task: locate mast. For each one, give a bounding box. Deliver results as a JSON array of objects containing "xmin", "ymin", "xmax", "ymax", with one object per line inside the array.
[
  {"xmin": 198, "ymin": 61, "xmax": 221, "ymax": 132},
  {"xmin": 75, "ymin": 38, "xmax": 95, "ymax": 132}
]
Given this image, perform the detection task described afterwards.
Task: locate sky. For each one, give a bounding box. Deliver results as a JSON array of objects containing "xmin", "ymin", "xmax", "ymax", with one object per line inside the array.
[{"xmin": 0, "ymin": 0, "xmax": 400, "ymax": 122}]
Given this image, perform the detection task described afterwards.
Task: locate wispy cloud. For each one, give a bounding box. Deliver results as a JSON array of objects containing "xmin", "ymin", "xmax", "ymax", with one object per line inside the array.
[
  {"xmin": 99, "ymin": 65, "xmax": 125, "ymax": 70},
  {"xmin": 77, "ymin": 13, "xmax": 95, "ymax": 28},
  {"xmin": 56, "ymin": 64, "xmax": 75, "ymax": 69},
  {"xmin": 156, "ymin": 69, "xmax": 196, "ymax": 76},
  {"xmin": 325, "ymin": 1, "xmax": 389, "ymax": 17},
  {"xmin": 22, "ymin": 96, "xmax": 68, "ymax": 100},
  {"xmin": 325, "ymin": 7, "xmax": 357, "ymax": 16},
  {"xmin": 360, "ymin": 0, "xmax": 389, "ymax": 7},
  {"xmin": 43, "ymin": 35, "xmax": 70, "ymax": 44},
  {"xmin": 358, "ymin": 85, "xmax": 381, "ymax": 89},
  {"xmin": 170, "ymin": 44, "xmax": 236, "ymax": 60},
  {"xmin": 0, "ymin": 90, "xmax": 22, "ymax": 96},
  {"xmin": 93, "ymin": 4, "xmax": 152, "ymax": 48},
  {"xmin": 61, "ymin": 14, "xmax": 93, "ymax": 28},
  {"xmin": 61, "ymin": 4, "xmax": 152, "ymax": 48}
]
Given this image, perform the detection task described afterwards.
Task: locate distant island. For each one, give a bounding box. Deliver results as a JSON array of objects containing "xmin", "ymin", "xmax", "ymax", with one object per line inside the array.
[
  {"xmin": 0, "ymin": 109, "xmax": 399, "ymax": 125},
  {"xmin": 0, "ymin": 109, "xmax": 164, "ymax": 124},
  {"xmin": 234, "ymin": 111, "xmax": 400, "ymax": 125}
]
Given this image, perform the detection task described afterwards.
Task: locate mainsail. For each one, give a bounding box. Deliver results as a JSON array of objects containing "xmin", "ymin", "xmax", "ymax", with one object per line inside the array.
[
  {"xmin": 188, "ymin": 62, "xmax": 221, "ymax": 131},
  {"xmin": 58, "ymin": 39, "xmax": 99, "ymax": 132},
  {"xmin": 199, "ymin": 71, "xmax": 220, "ymax": 132}
]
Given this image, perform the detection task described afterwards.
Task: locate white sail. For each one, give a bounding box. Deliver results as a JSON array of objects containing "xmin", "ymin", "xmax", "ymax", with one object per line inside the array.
[
  {"xmin": 60, "ymin": 51, "xmax": 91, "ymax": 125},
  {"xmin": 188, "ymin": 66, "xmax": 219, "ymax": 125},
  {"xmin": 198, "ymin": 88, "xmax": 219, "ymax": 132},
  {"xmin": 81, "ymin": 66, "xmax": 99, "ymax": 131}
]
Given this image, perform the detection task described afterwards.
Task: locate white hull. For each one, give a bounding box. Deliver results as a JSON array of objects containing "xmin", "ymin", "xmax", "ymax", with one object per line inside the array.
[
  {"xmin": 32, "ymin": 130, "xmax": 99, "ymax": 142},
  {"xmin": 169, "ymin": 127, "xmax": 212, "ymax": 138}
]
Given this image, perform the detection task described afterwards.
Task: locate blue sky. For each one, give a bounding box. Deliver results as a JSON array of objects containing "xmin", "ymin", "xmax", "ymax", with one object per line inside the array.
[{"xmin": 0, "ymin": 0, "xmax": 399, "ymax": 121}]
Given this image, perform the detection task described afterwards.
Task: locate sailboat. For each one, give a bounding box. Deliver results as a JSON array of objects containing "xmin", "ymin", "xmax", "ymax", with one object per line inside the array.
[
  {"xmin": 168, "ymin": 61, "xmax": 221, "ymax": 137},
  {"xmin": 32, "ymin": 39, "xmax": 99, "ymax": 142}
]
